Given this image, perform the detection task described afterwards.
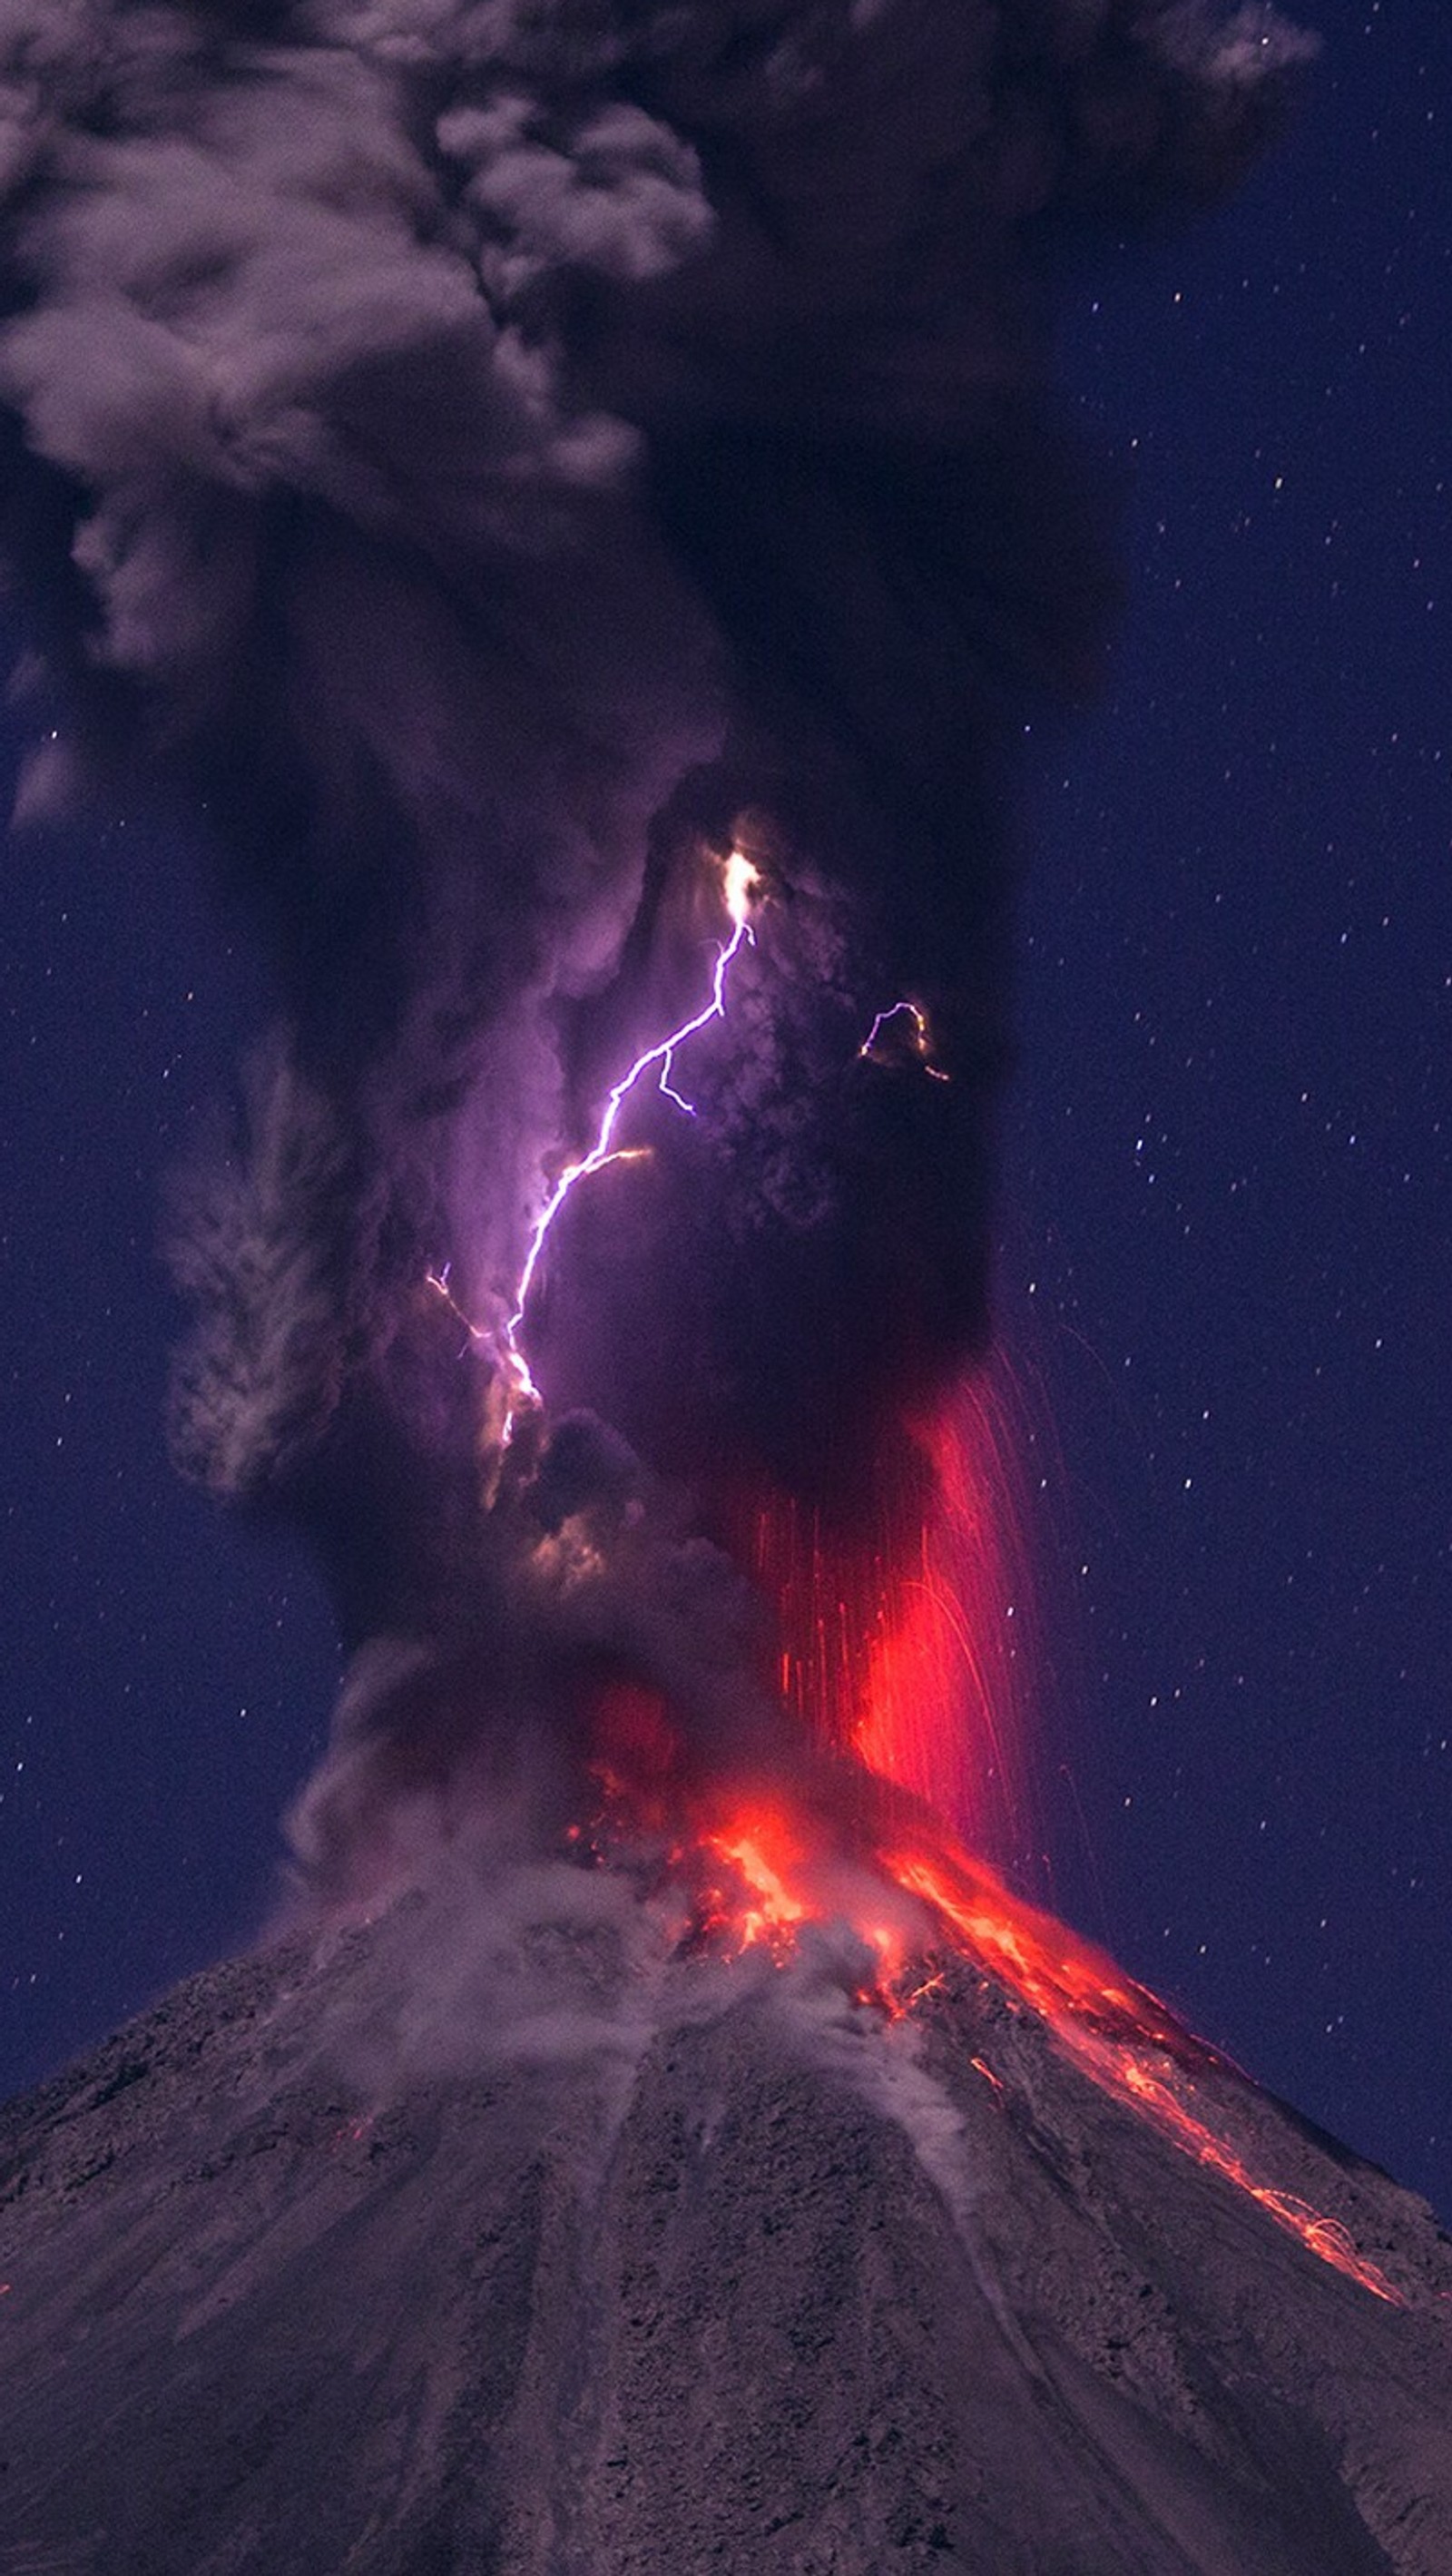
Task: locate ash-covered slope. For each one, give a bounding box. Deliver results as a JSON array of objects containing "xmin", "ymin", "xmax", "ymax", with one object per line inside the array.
[{"xmin": 2, "ymin": 1881, "xmax": 1448, "ymax": 2576}]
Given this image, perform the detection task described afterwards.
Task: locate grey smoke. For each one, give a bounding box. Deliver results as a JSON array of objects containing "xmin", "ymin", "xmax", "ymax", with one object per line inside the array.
[
  {"xmin": 0, "ymin": 0, "xmax": 1314, "ymax": 1889},
  {"xmin": 165, "ymin": 1040, "xmax": 358, "ymax": 1504}
]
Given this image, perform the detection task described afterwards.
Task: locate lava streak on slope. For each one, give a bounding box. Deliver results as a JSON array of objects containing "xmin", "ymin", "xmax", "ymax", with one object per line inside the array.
[{"xmin": 668, "ymin": 1789, "xmax": 1406, "ymax": 2308}]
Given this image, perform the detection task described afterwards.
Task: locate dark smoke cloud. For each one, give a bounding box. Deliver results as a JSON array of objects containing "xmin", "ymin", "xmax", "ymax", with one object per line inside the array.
[{"xmin": 0, "ymin": 0, "xmax": 1312, "ymax": 1895}]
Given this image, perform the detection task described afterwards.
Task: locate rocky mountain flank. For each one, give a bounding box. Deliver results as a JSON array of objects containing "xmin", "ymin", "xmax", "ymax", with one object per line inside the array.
[{"xmin": 2, "ymin": 1892, "xmax": 1448, "ymax": 2576}]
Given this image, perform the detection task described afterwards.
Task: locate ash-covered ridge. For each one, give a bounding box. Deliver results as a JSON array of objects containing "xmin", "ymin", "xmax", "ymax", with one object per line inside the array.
[{"xmin": 2, "ymin": 1876, "xmax": 1448, "ymax": 2576}]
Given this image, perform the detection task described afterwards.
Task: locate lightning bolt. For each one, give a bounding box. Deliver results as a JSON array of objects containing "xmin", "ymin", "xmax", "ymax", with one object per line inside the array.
[
  {"xmin": 428, "ymin": 858, "xmax": 950, "ymax": 1434},
  {"xmin": 425, "ymin": 1260, "xmax": 488, "ymax": 1351},
  {"xmin": 858, "ymin": 999, "xmax": 950, "ymax": 1080},
  {"xmin": 502, "ymin": 848, "xmax": 760, "ymax": 1418}
]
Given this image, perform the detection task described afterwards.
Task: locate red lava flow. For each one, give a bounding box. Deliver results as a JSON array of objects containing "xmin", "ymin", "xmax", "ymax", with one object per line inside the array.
[{"xmin": 582, "ymin": 1383, "xmax": 1406, "ymax": 2310}]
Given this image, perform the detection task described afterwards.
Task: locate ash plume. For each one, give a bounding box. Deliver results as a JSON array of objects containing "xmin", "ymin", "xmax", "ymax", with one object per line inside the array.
[{"xmin": 0, "ymin": 0, "xmax": 1313, "ymax": 1896}]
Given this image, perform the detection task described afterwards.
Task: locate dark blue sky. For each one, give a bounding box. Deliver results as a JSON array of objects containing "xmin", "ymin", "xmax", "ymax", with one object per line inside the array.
[
  {"xmin": 3, "ymin": 2, "xmax": 1447, "ymax": 2213},
  {"xmin": 1007, "ymin": 0, "xmax": 1449, "ymax": 2207}
]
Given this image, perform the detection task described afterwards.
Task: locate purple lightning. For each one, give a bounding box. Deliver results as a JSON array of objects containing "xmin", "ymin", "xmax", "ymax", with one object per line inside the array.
[
  {"xmin": 858, "ymin": 999, "xmax": 951, "ymax": 1081},
  {"xmin": 426, "ymin": 864, "xmax": 952, "ymax": 1432},
  {"xmin": 501, "ymin": 848, "xmax": 761, "ymax": 1412}
]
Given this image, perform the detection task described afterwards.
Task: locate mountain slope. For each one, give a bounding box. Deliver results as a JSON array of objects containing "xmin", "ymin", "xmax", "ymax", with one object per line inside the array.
[{"xmin": 1, "ymin": 1886, "xmax": 1447, "ymax": 2576}]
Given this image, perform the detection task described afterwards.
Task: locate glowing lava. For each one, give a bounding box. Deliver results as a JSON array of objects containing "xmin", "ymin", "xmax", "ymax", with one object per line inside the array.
[
  {"xmin": 889, "ymin": 1838, "xmax": 1405, "ymax": 2304},
  {"xmin": 700, "ymin": 1811, "xmax": 810, "ymax": 1953},
  {"xmin": 742, "ymin": 1377, "xmax": 1035, "ymax": 1868},
  {"xmin": 636, "ymin": 1781, "xmax": 1407, "ymax": 2308}
]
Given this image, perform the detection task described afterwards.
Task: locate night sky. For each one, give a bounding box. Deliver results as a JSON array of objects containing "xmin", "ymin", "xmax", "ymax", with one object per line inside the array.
[{"xmin": 3, "ymin": 2, "xmax": 1448, "ymax": 2218}]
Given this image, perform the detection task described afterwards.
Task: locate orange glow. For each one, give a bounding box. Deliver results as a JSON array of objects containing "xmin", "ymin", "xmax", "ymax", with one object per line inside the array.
[{"xmin": 701, "ymin": 1810, "xmax": 809, "ymax": 1953}]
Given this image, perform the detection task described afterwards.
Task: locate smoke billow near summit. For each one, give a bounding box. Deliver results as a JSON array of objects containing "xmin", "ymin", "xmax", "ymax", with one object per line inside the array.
[{"xmin": 11, "ymin": 0, "xmax": 1408, "ymax": 2301}]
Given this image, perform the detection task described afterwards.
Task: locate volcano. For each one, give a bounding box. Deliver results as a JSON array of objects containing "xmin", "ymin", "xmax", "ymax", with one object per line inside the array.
[
  {"xmin": 3, "ymin": 1858, "xmax": 1448, "ymax": 2576},
  {"xmin": 3, "ymin": 10, "xmax": 1440, "ymax": 2569}
]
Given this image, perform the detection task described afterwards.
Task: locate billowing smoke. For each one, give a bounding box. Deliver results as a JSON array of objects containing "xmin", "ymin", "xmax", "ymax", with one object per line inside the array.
[{"xmin": 0, "ymin": 0, "xmax": 1311, "ymax": 1900}]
